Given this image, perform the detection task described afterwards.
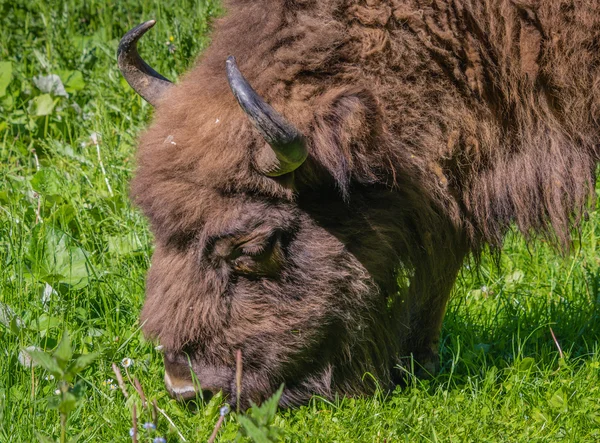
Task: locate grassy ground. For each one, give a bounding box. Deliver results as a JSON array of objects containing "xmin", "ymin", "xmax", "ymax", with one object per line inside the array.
[{"xmin": 1, "ymin": 1, "xmax": 600, "ymax": 441}]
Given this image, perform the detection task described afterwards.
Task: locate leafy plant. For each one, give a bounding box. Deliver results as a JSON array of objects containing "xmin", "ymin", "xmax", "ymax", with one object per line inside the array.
[
  {"xmin": 26, "ymin": 332, "xmax": 99, "ymax": 443},
  {"xmin": 235, "ymin": 385, "xmax": 284, "ymax": 443}
]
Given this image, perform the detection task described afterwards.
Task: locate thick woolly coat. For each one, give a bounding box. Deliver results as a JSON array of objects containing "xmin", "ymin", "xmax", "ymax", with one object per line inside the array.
[{"xmin": 131, "ymin": 0, "xmax": 600, "ymax": 405}]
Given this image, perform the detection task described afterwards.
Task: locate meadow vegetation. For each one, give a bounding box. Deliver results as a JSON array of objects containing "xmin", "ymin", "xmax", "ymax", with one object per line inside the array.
[{"xmin": 1, "ymin": 0, "xmax": 600, "ymax": 441}]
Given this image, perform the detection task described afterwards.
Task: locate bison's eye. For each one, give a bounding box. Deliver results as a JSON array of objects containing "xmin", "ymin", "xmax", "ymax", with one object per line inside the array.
[{"xmin": 230, "ymin": 232, "xmax": 284, "ymax": 277}]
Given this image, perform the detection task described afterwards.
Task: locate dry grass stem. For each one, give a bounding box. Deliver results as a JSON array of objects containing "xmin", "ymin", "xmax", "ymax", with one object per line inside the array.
[
  {"xmin": 207, "ymin": 415, "xmax": 225, "ymax": 443},
  {"xmin": 131, "ymin": 404, "xmax": 138, "ymax": 443},
  {"xmin": 152, "ymin": 399, "xmax": 159, "ymax": 427},
  {"xmin": 31, "ymin": 149, "xmax": 42, "ymax": 224},
  {"xmin": 134, "ymin": 377, "xmax": 147, "ymax": 409},
  {"xmin": 550, "ymin": 327, "xmax": 564, "ymax": 359},
  {"xmin": 112, "ymin": 363, "xmax": 129, "ymax": 398},
  {"xmin": 92, "ymin": 133, "xmax": 113, "ymax": 197}
]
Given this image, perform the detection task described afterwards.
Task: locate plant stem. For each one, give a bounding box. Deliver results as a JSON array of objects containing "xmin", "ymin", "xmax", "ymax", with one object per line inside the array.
[
  {"xmin": 207, "ymin": 415, "xmax": 225, "ymax": 443},
  {"xmin": 60, "ymin": 413, "xmax": 66, "ymax": 443}
]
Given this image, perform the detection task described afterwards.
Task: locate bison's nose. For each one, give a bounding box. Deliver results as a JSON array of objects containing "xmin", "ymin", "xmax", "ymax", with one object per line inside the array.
[
  {"xmin": 164, "ymin": 371, "xmax": 223, "ymax": 402},
  {"xmin": 164, "ymin": 370, "xmax": 198, "ymax": 401},
  {"xmin": 163, "ymin": 354, "xmax": 228, "ymax": 402}
]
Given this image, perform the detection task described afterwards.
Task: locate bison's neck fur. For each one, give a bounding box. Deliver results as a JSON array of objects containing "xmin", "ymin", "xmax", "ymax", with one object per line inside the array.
[
  {"xmin": 205, "ymin": 0, "xmax": 600, "ymax": 247},
  {"xmin": 132, "ymin": 0, "xmax": 600, "ymax": 402}
]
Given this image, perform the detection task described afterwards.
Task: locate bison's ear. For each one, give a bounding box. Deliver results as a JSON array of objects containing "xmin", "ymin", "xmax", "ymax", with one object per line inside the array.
[{"xmin": 311, "ymin": 88, "xmax": 382, "ymax": 192}]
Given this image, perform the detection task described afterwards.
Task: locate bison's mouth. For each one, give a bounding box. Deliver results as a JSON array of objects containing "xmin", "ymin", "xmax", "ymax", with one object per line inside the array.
[{"xmin": 163, "ymin": 355, "xmax": 335, "ymax": 409}]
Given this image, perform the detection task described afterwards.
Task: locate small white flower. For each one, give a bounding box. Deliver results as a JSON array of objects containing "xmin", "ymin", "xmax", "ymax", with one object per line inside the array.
[
  {"xmin": 54, "ymin": 389, "xmax": 61, "ymax": 395},
  {"xmin": 110, "ymin": 384, "xmax": 118, "ymax": 391},
  {"xmin": 143, "ymin": 422, "xmax": 156, "ymax": 430},
  {"xmin": 220, "ymin": 405, "xmax": 230, "ymax": 416},
  {"xmin": 129, "ymin": 428, "xmax": 135, "ymax": 438},
  {"xmin": 482, "ymin": 285, "xmax": 488, "ymax": 293},
  {"xmin": 153, "ymin": 437, "xmax": 166, "ymax": 443},
  {"xmin": 121, "ymin": 358, "xmax": 132, "ymax": 368}
]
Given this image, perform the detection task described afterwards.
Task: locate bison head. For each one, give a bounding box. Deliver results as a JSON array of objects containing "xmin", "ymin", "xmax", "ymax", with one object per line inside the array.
[{"xmin": 119, "ymin": 20, "xmax": 460, "ymax": 408}]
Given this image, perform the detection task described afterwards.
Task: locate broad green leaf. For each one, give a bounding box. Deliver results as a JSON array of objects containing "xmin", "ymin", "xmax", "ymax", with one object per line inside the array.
[
  {"xmin": 0, "ymin": 61, "xmax": 12, "ymax": 97},
  {"xmin": 26, "ymin": 349, "xmax": 63, "ymax": 377},
  {"xmin": 9, "ymin": 385, "xmax": 24, "ymax": 401},
  {"xmin": 32, "ymin": 313, "xmax": 61, "ymax": 333},
  {"xmin": 61, "ymin": 245, "xmax": 89, "ymax": 288},
  {"xmin": 548, "ymin": 387, "xmax": 569, "ymax": 412},
  {"xmin": 28, "ymin": 94, "xmax": 56, "ymax": 116},
  {"xmin": 10, "ymin": 315, "xmax": 22, "ymax": 334},
  {"xmin": 1, "ymin": 94, "xmax": 13, "ymax": 111},
  {"xmin": 31, "ymin": 169, "xmax": 62, "ymax": 196},
  {"xmin": 531, "ymin": 407, "xmax": 549, "ymax": 423},
  {"xmin": 107, "ymin": 234, "xmax": 143, "ymax": 255},
  {"xmin": 57, "ymin": 70, "xmax": 85, "ymax": 93},
  {"xmin": 66, "ymin": 352, "xmax": 99, "ymax": 380},
  {"xmin": 53, "ymin": 331, "xmax": 73, "ymax": 364},
  {"xmin": 517, "ymin": 357, "xmax": 536, "ymax": 372},
  {"xmin": 58, "ymin": 391, "xmax": 78, "ymax": 414},
  {"xmin": 30, "ymin": 226, "xmax": 90, "ymax": 288}
]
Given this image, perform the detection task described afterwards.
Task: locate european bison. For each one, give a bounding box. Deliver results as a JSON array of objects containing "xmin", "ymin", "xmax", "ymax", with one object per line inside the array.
[{"xmin": 118, "ymin": 0, "xmax": 600, "ymax": 407}]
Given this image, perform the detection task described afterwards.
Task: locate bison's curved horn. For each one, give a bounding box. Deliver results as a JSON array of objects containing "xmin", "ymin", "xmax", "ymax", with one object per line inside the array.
[
  {"xmin": 226, "ymin": 56, "xmax": 308, "ymax": 177},
  {"xmin": 118, "ymin": 20, "xmax": 173, "ymax": 106}
]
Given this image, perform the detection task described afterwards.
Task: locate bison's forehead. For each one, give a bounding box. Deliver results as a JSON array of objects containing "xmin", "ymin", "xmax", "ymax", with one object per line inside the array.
[{"xmin": 132, "ymin": 103, "xmax": 303, "ymax": 244}]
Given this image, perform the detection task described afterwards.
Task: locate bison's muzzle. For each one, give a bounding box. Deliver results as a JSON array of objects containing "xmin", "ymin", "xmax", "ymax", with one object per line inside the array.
[{"xmin": 163, "ymin": 353, "xmax": 232, "ymax": 403}]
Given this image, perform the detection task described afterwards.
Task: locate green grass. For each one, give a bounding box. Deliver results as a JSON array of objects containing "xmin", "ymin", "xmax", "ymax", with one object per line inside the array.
[{"xmin": 1, "ymin": 1, "xmax": 600, "ymax": 441}]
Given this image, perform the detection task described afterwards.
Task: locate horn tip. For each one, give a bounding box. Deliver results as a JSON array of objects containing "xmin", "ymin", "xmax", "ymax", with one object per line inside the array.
[
  {"xmin": 138, "ymin": 20, "xmax": 157, "ymax": 33},
  {"xmin": 118, "ymin": 20, "xmax": 157, "ymax": 57}
]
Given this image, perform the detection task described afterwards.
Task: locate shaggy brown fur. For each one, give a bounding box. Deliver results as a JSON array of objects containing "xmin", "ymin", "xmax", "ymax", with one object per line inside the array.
[{"xmin": 131, "ymin": 0, "xmax": 600, "ymax": 407}]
